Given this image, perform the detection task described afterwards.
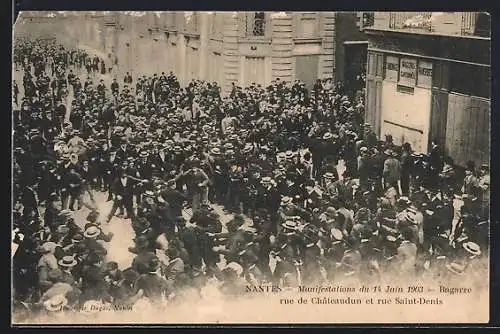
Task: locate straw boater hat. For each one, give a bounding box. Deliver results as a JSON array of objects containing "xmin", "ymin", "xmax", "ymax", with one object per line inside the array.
[
  {"xmin": 210, "ymin": 147, "xmax": 221, "ymax": 156},
  {"xmin": 43, "ymin": 295, "xmax": 68, "ymax": 312},
  {"xmin": 463, "ymin": 241, "xmax": 481, "ymax": 257},
  {"xmin": 243, "ymin": 144, "xmax": 253, "ymax": 153},
  {"xmin": 224, "ymin": 262, "xmax": 243, "ymax": 276},
  {"xmin": 276, "ymin": 152, "xmax": 286, "ymax": 160},
  {"xmin": 282, "ymin": 220, "xmax": 299, "ymax": 231},
  {"xmin": 58, "ymin": 255, "xmax": 77, "ymax": 268},
  {"xmin": 446, "ymin": 262, "xmax": 466, "ymax": 276},
  {"xmin": 323, "ymin": 132, "xmax": 333, "ymax": 140},
  {"xmin": 280, "ymin": 196, "xmax": 293, "ymax": 206},
  {"xmin": 261, "ymin": 176, "xmax": 272, "ymax": 185},
  {"xmin": 285, "ymin": 151, "xmax": 295, "ymax": 159},
  {"xmin": 83, "ymin": 226, "xmax": 101, "ymax": 239},
  {"xmin": 324, "ymin": 172, "xmax": 335, "ymax": 180}
]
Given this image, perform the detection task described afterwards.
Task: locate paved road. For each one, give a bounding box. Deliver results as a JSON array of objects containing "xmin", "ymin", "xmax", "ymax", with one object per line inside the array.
[{"xmin": 64, "ymin": 190, "xmax": 244, "ymax": 270}]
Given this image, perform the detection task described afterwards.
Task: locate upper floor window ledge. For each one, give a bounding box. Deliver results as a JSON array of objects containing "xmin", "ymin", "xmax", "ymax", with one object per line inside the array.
[{"xmin": 293, "ymin": 37, "xmax": 322, "ymax": 44}]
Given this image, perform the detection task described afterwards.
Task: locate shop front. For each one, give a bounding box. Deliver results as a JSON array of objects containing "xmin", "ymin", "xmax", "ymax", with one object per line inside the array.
[{"xmin": 379, "ymin": 55, "xmax": 433, "ymax": 153}]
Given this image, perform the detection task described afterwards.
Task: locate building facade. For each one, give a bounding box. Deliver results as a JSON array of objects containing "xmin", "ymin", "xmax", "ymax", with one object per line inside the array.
[
  {"xmin": 363, "ymin": 12, "xmax": 490, "ymax": 167},
  {"xmin": 105, "ymin": 11, "xmax": 336, "ymax": 95},
  {"xmin": 14, "ymin": 11, "xmax": 336, "ymax": 96},
  {"xmin": 334, "ymin": 12, "xmax": 369, "ymax": 90}
]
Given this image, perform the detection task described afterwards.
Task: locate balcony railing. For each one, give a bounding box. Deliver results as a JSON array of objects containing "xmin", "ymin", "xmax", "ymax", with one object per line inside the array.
[{"xmin": 368, "ymin": 12, "xmax": 490, "ymax": 38}]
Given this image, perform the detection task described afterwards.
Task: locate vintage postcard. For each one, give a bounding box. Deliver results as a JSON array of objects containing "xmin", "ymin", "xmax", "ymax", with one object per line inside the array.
[{"xmin": 11, "ymin": 11, "xmax": 490, "ymax": 325}]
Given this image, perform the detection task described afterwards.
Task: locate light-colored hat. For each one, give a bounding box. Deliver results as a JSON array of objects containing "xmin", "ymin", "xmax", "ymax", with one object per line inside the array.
[
  {"xmin": 463, "ymin": 241, "xmax": 481, "ymax": 256},
  {"xmin": 224, "ymin": 262, "xmax": 243, "ymax": 276},
  {"xmin": 324, "ymin": 172, "xmax": 335, "ymax": 179},
  {"xmin": 323, "ymin": 132, "xmax": 333, "ymax": 140},
  {"xmin": 83, "ymin": 226, "xmax": 101, "ymax": 239},
  {"xmin": 43, "ymin": 294, "xmax": 68, "ymax": 312},
  {"xmin": 58, "ymin": 255, "xmax": 77, "ymax": 268},
  {"xmin": 210, "ymin": 147, "xmax": 221, "ymax": 155},
  {"xmin": 446, "ymin": 262, "xmax": 466, "ymax": 275},
  {"xmin": 282, "ymin": 220, "xmax": 299, "ymax": 231},
  {"xmin": 281, "ymin": 196, "xmax": 293, "ymax": 205},
  {"xmin": 261, "ymin": 176, "xmax": 272, "ymax": 184},
  {"xmin": 285, "ymin": 151, "xmax": 294, "ymax": 159}
]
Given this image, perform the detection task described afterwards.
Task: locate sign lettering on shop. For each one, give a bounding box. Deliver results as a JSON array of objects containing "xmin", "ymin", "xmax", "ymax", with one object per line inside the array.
[
  {"xmin": 385, "ymin": 56, "xmax": 399, "ymax": 81},
  {"xmin": 399, "ymin": 58, "xmax": 417, "ymax": 86},
  {"xmin": 417, "ymin": 60, "xmax": 433, "ymax": 87}
]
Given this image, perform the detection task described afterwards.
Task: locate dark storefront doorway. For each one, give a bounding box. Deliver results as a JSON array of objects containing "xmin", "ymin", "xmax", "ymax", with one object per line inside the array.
[{"xmin": 343, "ymin": 41, "xmax": 368, "ymax": 96}]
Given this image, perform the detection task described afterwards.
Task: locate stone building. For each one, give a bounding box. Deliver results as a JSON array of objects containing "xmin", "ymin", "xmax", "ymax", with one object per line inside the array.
[
  {"xmin": 14, "ymin": 11, "xmax": 339, "ymax": 96},
  {"xmin": 100, "ymin": 11, "xmax": 337, "ymax": 95},
  {"xmin": 363, "ymin": 12, "xmax": 490, "ymax": 166}
]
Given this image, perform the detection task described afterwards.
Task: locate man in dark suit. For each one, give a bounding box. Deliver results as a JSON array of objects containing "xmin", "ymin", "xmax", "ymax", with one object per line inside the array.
[
  {"xmin": 160, "ymin": 180, "xmax": 187, "ymax": 220},
  {"xmin": 151, "ymin": 144, "xmax": 169, "ymax": 176},
  {"xmin": 102, "ymin": 149, "xmax": 119, "ymax": 201},
  {"xmin": 106, "ymin": 163, "xmax": 136, "ymax": 222}
]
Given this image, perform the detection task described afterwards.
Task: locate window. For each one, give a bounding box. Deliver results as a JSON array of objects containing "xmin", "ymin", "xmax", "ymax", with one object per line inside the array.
[
  {"xmin": 210, "ymin": 13, "xmax": 223, "ymax": 39},
  {"xmin": 296, "ymin": 12, "xmax": 318, "ymax": 38},
  {"xmin": 247, "ymin": 12, "xmax": 266, "ymax": 36}
]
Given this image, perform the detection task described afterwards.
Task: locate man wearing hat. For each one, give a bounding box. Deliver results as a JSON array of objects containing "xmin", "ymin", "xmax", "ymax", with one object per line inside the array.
[
  {"xmin": 133, "ymin": 256, "xmax": 170, "ymax": 303},
  {"xmin": 208, "ymin": 147, "xmax": 229, "ymax": 205},
  {"xmin": 38, "ymin": 241, "xmax": 60, "ymax": 294},
  {"xmin": 83, "ymin": 226, "xmax": 108, "ymax": 259},
  {"xmin": 102, "ymin": 148, "xmax": 119, "ymax": 202},
  {"xmin": 106, "ymin": 164, "xmax": 135, "ymax": 222},
  {"xmin": 58, "ymin": 255, "xmax": 78, "ymax": 286},
  {"xmin": 477, "ymin": 163, "xmax": 490, "ymax": 219},
  {"xmin": 383, "ymin": 149, "xmax": 401, "ymax": 194},
  {"xmin": 40, "ymin": 274, "xmax": 80, "ymax": 310},
  {"xmin": 115, "ymin": 137, "xmax": 135, "ymax": 164},
  {"xmin": 462, "ymin": 162, "xmax": 480, "ymax": 197},
  {"xmin": 256, "ymin": 176, "xmax": 280, "ymax": 222},
  {"xmin": 80, "ymin": 252, "xmax": 112, "ymax": 303}
]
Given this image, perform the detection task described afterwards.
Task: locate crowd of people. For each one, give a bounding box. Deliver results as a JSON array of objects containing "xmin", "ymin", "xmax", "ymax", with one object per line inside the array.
[{"xmin": 12, "ymin": 37, "xmax": 489, "ymax": 321}]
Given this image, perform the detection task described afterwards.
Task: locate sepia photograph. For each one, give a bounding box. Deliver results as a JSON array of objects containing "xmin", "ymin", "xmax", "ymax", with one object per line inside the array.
[{"xmin": 11, "ymin": 11, "xmax": 491, "ymax": 325}]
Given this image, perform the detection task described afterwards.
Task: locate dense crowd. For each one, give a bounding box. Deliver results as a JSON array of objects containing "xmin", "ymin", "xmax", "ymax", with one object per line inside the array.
[{"xmin": 12, "ymin": 38, "xmax": 489, "ymax": 320}]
